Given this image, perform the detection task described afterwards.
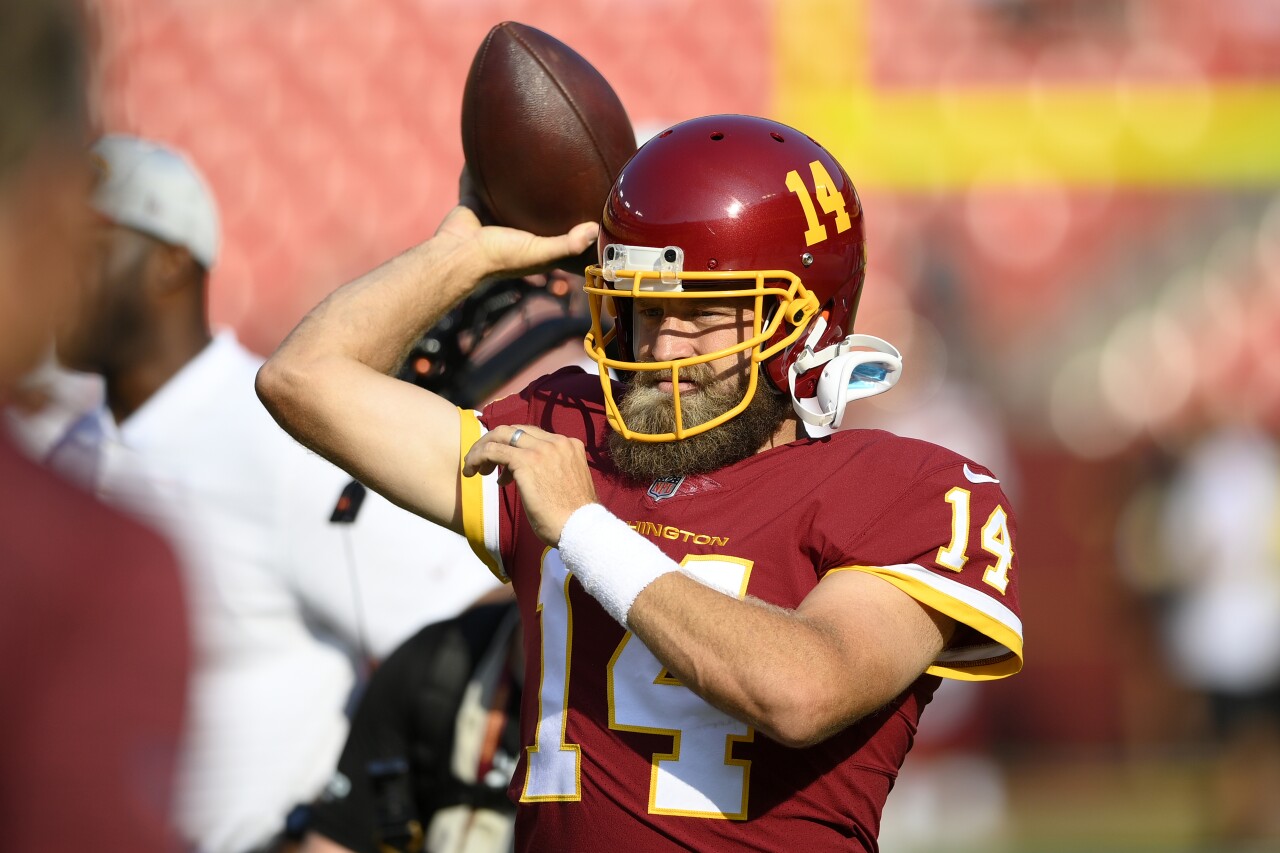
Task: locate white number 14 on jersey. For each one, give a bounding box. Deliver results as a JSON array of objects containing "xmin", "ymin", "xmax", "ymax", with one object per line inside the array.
[{"xmin": 521, "ymin": 550, "xmax": 756, "ymax": 820}]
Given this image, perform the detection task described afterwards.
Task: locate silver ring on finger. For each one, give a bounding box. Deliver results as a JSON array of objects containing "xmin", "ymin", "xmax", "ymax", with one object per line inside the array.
[{"xmin": 509, "ymin": 428, "xmax": 525, "ymax": 447}]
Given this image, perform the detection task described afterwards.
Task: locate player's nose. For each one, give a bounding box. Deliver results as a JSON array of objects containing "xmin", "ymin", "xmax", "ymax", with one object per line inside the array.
[{"xmin": 649, "ymin": 315, "xmax": 699, "ymax": 363}]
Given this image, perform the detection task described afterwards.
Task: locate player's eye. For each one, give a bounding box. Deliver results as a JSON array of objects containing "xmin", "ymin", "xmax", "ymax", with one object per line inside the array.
[{"xmin": 692, "ymin": 304, "xmax": 739, "ymax": 322}]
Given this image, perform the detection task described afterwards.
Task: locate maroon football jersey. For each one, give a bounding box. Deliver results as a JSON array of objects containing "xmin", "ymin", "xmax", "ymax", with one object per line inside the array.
[{"xmin": 463, "ymin": 368, "xmax": 1023, "ymax": 852}]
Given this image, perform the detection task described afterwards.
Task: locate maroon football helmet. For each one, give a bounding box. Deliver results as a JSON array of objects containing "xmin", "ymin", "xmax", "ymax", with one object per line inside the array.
[{"xmin": 583, "ymin": 115, "xmax": 896, "ymax": 442}]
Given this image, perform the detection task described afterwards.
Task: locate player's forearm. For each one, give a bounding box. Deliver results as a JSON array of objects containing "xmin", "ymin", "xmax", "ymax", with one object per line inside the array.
[
  {"xmin": 259, "ymin": 233, "xmax": 481, "ymax": 399},
  {"xmin": 254, "ymin": 226, "xmax": 486, "ymax": 472},
  {"xmin": 558, "ymin": 504, "xmax": 866, "ymax": 746},
  {"xmin": 627, "ymin": 575, "xmax": 863, "ymax": 748}
]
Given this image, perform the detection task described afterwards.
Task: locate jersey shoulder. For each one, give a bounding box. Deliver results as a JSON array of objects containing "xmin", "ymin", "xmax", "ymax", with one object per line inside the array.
[
  {"xmin": 817, "ymin": 428, "xmax": 1009, "ymax": 509},
  {"xmin": 827, "ymin": 427, "xmax": 993, "ymax": 476},
  {"xmin": 817, "ymin": 430, "xmax": 1023, "ymax": 680}
]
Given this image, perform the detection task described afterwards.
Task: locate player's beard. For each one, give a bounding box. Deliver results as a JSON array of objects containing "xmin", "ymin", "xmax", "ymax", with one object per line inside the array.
[{"xmin": 607, "ymin": 362, "xmax": 792, "ymax": 480}]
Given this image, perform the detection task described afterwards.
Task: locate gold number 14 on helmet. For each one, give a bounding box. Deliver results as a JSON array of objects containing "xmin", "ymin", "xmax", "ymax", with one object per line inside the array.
[{"xmin": 785, "ymin": 160, "xmax": 853, "ymax": 247}]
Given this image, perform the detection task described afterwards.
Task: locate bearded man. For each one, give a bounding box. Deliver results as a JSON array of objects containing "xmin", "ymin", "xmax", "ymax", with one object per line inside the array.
[{"xmin": 257, "ymin": 114, "xmax": 1025, "ymax": 852}]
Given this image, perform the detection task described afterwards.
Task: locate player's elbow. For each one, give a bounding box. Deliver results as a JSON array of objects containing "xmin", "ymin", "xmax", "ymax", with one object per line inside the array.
[
  {"xmin": 761, "ymin": 706, "xmax": 863, "ymax": 750},
  {"xmin": 254, "ymin": 357, "xmax": 287, "ymax": 411},
  {"xmin": 255, "ymin": 355, "xmax": 312, "ymax": 431},
  {"xmin": 759, "ymin": 716, "xmax": 830, "ymax": 750},
  {"xmin": 752, "ymin": 680, "xmax": 864, "ymax": 749}
]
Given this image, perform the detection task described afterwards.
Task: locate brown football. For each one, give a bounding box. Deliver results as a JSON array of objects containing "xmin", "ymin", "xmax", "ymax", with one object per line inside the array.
[{"xmin": 461, "ymin": 21, "xmax": 636, "ymax": 270}]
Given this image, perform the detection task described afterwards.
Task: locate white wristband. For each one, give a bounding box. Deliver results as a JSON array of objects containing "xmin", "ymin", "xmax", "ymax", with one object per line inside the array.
[{"xmin": 558, "ymin": 502, "xmax": 679, "ymax": 627}]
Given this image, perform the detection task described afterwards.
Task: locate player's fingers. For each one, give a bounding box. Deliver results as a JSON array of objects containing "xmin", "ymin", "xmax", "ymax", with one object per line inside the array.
[
  {"xmin": 510, "ymin": 426, "xmax": 590, "ymax": 469},
  {"xmin": 462, "ymin": 428, "xmax": 509, "ymax": 475},
  {"xmin": 520, "ymin": 223, "xmax": 599, "ymax": 268},
  {"xmin": 462, "ymin": 425, "xmax": 535, "ymax": 477},
  {"xmin": 461, "ymin": 452, "xmax": 494, "ymax": 478},
  {"xmin": 462, "ymin": 438, "xmax": 511, "ymax": 477},
  {"xmin": 565, "ymin": 221, "xmax": 600, "ymax": 253},
  {"xmin": 462, "ymin": 424, "xmax": 583, "ymax": 480}
]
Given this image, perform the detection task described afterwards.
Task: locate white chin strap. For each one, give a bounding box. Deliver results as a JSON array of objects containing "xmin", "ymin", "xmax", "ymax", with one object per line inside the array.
[{"xmin": 787, "ymin": 316, "xmax": 903, "ymax": 438}]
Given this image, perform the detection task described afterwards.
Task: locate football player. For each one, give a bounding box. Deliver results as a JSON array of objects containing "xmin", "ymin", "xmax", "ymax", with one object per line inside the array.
[{"xmin": 258, "ymin": 114, "xmax": 1025, "ymax": 851}]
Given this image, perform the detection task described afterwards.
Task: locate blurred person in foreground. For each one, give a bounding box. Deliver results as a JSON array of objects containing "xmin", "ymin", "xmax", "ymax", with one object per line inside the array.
[
  {"xmin": 54, "ymin": 133, "xmax": 504, "ymax": 853},
  {"xmin": 298, "ymin": 273, "xmax": 599, "ymax": 853},
  {"xmin": 258, "ymin": 114, "xmax": 1025, "ymax": 850},
  {"xmin": 0, "ymin": 0, "xmax": 190, "ymax": 850}
]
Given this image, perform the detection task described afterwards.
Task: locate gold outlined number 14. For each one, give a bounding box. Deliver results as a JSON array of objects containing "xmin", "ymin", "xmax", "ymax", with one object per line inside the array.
[
  {"xmin": 785, "ymin": 160, "xmax": 852, "ymax": 247},
  {"xmin": 936, "ymin": 487, "xmax": 1014, "ymax": 594}
]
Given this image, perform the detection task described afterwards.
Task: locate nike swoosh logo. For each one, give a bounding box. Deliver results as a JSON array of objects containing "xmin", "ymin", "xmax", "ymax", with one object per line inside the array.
[{"xmin": 964, "ymin": 464, "xmax": 1000, "ymax": 485}]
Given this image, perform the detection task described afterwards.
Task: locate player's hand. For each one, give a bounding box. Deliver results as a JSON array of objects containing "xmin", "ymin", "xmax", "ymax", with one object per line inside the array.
[
  {"xmin": 435, "ymin": 199, "xmax": 597, "ymax": 282},
  {"xmin": 462, "ymin": 424, "xmax": 598, "ymax": 546}
]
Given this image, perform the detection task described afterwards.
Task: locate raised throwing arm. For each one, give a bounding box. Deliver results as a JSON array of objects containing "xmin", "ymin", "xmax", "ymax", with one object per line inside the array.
[{"xmin": 254, "ymin": 205, "xmax": 598, "ymax": 532}]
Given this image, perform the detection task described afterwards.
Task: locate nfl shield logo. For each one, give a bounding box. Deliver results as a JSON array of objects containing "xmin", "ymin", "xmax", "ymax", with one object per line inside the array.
[{"xmin": 647, "ymin": 475, "xmax": 686, "ymax": 501}]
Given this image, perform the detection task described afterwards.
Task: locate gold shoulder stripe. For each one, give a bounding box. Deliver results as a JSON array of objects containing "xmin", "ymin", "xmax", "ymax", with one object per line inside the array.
[
  {"xmin": 458, "ymin": 409, "xmax": 507, "ymax": 583},
  {"xmin": 827, "ymin": 563, "xmax": 1024, "ymax": 681}
]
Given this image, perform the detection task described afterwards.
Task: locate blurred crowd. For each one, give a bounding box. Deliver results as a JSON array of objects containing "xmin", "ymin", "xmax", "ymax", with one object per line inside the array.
[{"xmin": 4, "ymin": 0, "xmax": 1280, "ymax": 851}]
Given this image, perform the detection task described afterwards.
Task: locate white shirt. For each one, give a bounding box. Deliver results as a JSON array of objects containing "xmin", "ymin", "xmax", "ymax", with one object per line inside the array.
[
  {"xmin": 4, "ymin": 359, "xmax": 172, "ymax": 527},
  {"xmin": 109, "ymin": 331, "xmax": 499, "ymax": 852},
  {"xmin": 1159, "ymin": 424, "xmax": 1280, "ymax": 692}
]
